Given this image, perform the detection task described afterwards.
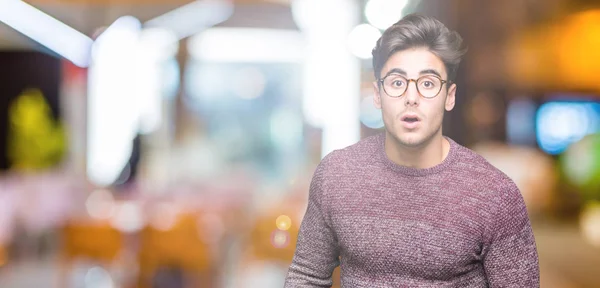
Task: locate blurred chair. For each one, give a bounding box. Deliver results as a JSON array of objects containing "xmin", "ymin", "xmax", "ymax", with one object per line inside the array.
[
  {"xmin": 137, "ymin": 212, "xmax": 215, "ymax": 288},
  {"xmin": 60, "ymin": 220, "xmax": 124, "ymax": 287},
  {"xmin": 332, "ymin": 267, "xmax": 341, "ymax": 288},
  {"xmin": 249, "ymin": 213, "xmax": 298, "ymax": 263},
  {"xmin": 246, "ymin": 210, "xmax": 341, "ymax": 287},
  {"xmin": 0, "ymin": 244, "xmax": 6, "ymax": 267}
]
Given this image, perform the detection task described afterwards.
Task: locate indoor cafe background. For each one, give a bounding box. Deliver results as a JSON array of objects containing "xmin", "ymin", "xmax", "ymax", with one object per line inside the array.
[{"xmin": 0, "ymin": 0, "xmax": 600, "ymax": 287}]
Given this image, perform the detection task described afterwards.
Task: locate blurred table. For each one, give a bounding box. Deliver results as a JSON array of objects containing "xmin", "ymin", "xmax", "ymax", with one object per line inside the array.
[{"xmin": 534, "ymin": 219, "xmax": 600, "ymax": 288}]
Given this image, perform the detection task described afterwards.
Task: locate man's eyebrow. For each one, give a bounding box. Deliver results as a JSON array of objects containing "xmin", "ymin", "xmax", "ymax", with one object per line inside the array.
[
  {"xmin": 419, "ymin": 69, "xmax": 442, "ymax": 78},
  {"xmin": 383, "ymin": 68, "xmax": 442, "ymax": 79},
  {"xmin": 383, "ymin": 68, "xmax": 406, "ymax": 78}
]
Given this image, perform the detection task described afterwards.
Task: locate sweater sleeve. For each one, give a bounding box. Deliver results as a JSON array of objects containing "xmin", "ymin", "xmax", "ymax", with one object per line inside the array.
[
  {"xmin": 482, "ymin": 182, "xmax": 540, "ymax": 287},
  {"xmin": 284, "ymin": 158, "xmax": 340, "ymax": 287}
]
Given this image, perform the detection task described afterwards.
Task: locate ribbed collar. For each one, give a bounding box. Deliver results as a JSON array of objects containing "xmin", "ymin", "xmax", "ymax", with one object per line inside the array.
[{"xmin": 376, "ymin": 132, "xmax": 459, "ymax": 177}]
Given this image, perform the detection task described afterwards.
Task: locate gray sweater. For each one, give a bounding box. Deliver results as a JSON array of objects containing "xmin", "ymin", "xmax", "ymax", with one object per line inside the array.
[{"xmin": 284, "ymin": 133, "xmax": 539, "ymax": 287}]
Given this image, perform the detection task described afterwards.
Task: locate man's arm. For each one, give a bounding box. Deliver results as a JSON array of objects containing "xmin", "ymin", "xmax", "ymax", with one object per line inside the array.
[
  {"xmin": 284, "ymin": 160, "xmax": 340, "ymax": 287},
  {"xmin": 482, "ymin": 182, "xmax": 540, "ymax": 287}
]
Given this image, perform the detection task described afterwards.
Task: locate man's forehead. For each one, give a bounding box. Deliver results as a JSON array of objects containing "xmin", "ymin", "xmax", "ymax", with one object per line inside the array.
[{"xmin": 382, "ymin": 49, "xmax": 446, "ymax": 76}]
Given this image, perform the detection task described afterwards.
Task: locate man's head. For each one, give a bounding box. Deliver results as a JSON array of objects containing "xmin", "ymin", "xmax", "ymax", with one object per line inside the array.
[{"xmin": 372, "ymin": 14, "xmax": 467, "ymax": 148}]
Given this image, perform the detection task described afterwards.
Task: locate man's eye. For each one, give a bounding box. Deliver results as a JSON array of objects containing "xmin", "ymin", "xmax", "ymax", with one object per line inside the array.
[{"xmin": 393, "ymin": 81, "xmax": 404, "ymax": 87}]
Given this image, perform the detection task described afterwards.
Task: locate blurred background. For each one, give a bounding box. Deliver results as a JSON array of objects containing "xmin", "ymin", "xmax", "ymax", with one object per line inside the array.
[{"xmin": 0, "ymin": 0, "xmax": 599, "ymax": 287}]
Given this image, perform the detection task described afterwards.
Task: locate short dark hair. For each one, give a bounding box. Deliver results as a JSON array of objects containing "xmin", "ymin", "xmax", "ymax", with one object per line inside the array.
[{"xmin": 372, "ymin": 14, "xmax": 467, "ymax": 83}]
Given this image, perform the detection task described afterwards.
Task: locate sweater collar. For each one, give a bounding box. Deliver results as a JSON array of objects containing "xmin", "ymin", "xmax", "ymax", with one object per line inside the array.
[{"xmin": 377, "ymin": 132, "xmax": 459, "ymax": 177}]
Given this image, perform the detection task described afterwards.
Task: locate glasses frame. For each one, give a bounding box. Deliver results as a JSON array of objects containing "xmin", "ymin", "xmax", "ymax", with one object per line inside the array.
[{"xmin": 378, "ymin": 74, "xmax": 448, "ymax": 99}]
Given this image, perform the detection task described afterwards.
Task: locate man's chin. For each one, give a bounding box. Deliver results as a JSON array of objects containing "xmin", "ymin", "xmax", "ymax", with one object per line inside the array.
[
  {"xmin": 399, "ymin": 137, "xmax": 426, "ymax": 148},
  {"xmin": 388, "ymin": 131, "xmax": 426, "ymax": 148}
]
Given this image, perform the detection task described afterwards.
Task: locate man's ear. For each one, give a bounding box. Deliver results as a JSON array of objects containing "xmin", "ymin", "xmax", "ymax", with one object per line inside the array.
[
  {"xmin": 445, "ymin": 83, "xmax": 457, "ymax": 111},
  {"xmin": 373, "ymin": 81, "xmax": 382, "ymax": 109}
]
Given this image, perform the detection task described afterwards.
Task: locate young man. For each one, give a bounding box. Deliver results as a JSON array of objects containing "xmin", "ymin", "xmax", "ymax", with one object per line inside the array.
[{"xmin": 284, "ymin": 14, "xmax": 539, "ymax": 287}]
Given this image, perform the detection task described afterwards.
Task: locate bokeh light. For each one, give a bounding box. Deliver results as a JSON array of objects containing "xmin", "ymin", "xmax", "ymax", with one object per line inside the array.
[
  {"xmin": 84, "ymin": 266, "xmax": 114, "ymax": 288},
  {"xmin": 360, "ymin": 95, "xmax": 384, "ymax": 129},
  {"xmin": 109, "ymin": 201, "xmax": 144, "ymax": 233},
  {"xmin": 149, "ymin": 202, "xmax": 179, "ymax": 231},
  {"xmin": 347, "ymin": 24, "xmax": 382, "ymax": 59},
  {"xmin": 275, "ymin": 215, "xmax": 292, "ymax": 231},
  {"xmin": 580, "ymin": 201, "xmax": 600, "ymax": 248},
  {"xmin": 365, "ymin": 0, "xmax": 409, "ymax": 30},
  {"xmin": 85, "ymin": 189, "xmax": 115, "ymax": 220},
  {"xmin": 270, "ymin": 230, "xmax": 290, "ymax": 248},
  {"xmin": 561, "ymin": 133, "xmax": 600, "ymax": 199},
  {"xmin": 270, "ymin": 108, "xmax": 304, "ymax": 151},
  {"xmin": 231, "ymin": 67, "xmax": 267, "ymax": 100},
  {"xmin": 536, "ymin": 101, "xmax": 600, "ymax": 155}
]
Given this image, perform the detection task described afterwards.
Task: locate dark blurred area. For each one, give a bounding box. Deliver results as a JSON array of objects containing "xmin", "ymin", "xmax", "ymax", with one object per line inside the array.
[{"xmin": 1, "ymin": 0, "xmax": 600, "ymax": 287}]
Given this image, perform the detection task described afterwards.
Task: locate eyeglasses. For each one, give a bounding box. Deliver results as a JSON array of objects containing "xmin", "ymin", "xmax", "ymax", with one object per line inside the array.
[{"xmin": 378, "ymin": 74, "xmax": 448, "ymax": 99}]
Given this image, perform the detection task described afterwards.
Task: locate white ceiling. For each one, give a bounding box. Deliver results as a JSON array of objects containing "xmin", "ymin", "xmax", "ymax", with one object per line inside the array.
[{"xmin": 0, "ymin": 1, "xmax": 298, "ymax": 50}]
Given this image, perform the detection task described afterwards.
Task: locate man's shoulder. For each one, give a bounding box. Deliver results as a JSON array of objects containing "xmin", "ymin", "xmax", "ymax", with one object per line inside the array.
[
  {"xmin": 319, "ymin": 133, "xmax": 382, "ymax": 169},
  {"xmin": 448, "ymin": 144, "xmax": 524, "ymax": 217},
  {"xmin": 452, "ymin": 142, "xmax": 517, "ymax": 190}
]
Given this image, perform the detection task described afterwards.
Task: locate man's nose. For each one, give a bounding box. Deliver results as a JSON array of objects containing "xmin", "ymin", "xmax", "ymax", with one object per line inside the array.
[{"xmin": 405, "ymin": 80, "xmax": 419, "ymax": 106}]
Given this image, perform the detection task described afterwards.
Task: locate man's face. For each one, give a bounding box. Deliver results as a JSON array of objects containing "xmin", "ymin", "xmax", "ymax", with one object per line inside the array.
[{"xmin": 373, "ymin": 47, "xmax": 456, "ymax": 148}]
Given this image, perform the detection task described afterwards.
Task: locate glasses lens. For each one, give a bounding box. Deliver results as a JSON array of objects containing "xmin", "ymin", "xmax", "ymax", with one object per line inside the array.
[
  {"xmin": 382, "ymin": 74, "xmax": 407, "ymax": 97},
  {"xmin": 417, "ymin": 76, "xmax": 442, "ymax": 98}
]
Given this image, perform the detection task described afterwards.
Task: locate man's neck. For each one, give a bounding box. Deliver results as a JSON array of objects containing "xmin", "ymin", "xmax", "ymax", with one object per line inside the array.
[{"xmin": 384, "ymin": 131, "xmax": 450, "ymax": 169}]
